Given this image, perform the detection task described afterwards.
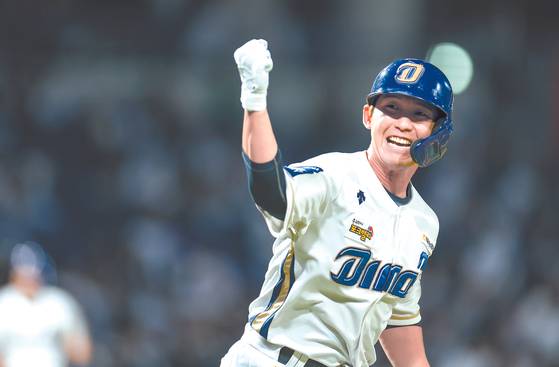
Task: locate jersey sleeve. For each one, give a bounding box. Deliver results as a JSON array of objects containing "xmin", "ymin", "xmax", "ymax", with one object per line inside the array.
[
  {"xmin": 258, "ymin": 159, "xmax": 338, "ymax": 237},
  {"xmin": 387, "ymin": 279, "xmax": 422, "ymax": 326},
  {"xmin": 57, "ymin": 291, "xmax": 90, "ymax": 339}
]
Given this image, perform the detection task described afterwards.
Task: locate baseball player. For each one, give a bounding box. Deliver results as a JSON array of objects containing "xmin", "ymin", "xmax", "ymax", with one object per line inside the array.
[
  {"xmin": 223, "ymin": 39, "xmax": 454, "ymax": 366},
  {"xmin": 0, "ymin": 242, "xmax": 93, "ymax": 367}
]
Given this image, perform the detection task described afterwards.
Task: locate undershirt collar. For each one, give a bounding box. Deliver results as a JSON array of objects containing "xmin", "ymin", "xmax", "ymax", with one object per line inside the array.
[{"xmin": 385, "ymin": 185, "xmax": 412, "ymax": 206}]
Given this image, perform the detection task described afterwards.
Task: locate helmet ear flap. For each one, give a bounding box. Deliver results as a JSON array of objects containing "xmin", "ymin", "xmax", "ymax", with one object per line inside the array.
[{"xmin": 410, "ymin": 118, "xmax": 454, "ymax": 167}]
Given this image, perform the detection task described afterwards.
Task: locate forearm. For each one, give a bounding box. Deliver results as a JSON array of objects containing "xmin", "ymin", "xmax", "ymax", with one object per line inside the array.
[
  {"xmin": 235, "ymin": 39, "xmax": 276, "ymax": 163},
  {"xmin": 64, "ymin": 333, "xmax": 93, "ymax": 365},
  {"xmin": 242, "ymin": 110, "xmax": 278, "ymax": 163},
  {"xmin": 380, "ymin": 325, "xmax": 429, "ymax": 367}
]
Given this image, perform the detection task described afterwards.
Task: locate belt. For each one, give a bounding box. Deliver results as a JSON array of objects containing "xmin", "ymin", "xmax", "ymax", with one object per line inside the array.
[{"xmin": 278, "ymin": 347, "xmax": 327, "ymax": 367}]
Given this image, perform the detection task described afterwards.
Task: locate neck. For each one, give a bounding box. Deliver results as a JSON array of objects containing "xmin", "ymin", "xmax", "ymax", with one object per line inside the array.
[
  {"xmin": 366, "ymin": 147, "xmax": 417, "ymax": 198},
  {"xmin": 11, "ymin": 275, "xmax": 41, "ymax": 299}
]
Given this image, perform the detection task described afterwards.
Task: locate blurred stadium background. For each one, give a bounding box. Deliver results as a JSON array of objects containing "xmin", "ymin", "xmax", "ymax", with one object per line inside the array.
[{"xmin": 0, "ymin": 0, "xmax": 557, "ymax": 366}]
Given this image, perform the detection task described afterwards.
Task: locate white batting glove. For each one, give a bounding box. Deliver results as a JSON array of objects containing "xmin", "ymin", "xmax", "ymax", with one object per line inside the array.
[{"xmin": 233, "ymin": 39, "xmax": 273, "ymax": 111}]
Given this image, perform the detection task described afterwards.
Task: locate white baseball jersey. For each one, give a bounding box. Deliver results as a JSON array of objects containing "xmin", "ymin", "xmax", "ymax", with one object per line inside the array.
[
  {"xmin": 246, "ymin": 151, "xmax": 439, "ymax": 366},
  {"xmin": 0, "ymin": 285, "xmax": 89, "ymax": 367}
]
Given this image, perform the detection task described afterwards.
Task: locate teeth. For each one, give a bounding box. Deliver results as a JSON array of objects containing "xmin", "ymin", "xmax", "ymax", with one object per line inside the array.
[{"xmin": 387, "ymin": 136, "xmax": 412, "ymax": 147}]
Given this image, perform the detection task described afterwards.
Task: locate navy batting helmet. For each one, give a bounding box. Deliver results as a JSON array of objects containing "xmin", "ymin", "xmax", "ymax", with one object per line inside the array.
[
  {"xmin": 10, "ymin": 241, "xmax": 57, "ymax": 283},
  {"xmin": 367, "ymin": 58, "xmax": 454, "ymax": 167}
]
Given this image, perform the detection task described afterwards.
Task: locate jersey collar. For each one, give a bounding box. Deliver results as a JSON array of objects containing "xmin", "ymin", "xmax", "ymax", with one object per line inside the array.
[{"xmin": 357, "ymin": 151, "xmax": 412, "ymax": 210}]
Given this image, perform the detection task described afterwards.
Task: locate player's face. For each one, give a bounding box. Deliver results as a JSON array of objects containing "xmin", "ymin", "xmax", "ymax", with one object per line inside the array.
[{"xmin": 363, "ymin": 94, "xmax": 437, "ymax": 168}]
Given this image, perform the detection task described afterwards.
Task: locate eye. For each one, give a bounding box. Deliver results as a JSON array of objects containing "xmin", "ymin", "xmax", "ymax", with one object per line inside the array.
[
  {"xmin": 415, "ymin": 110, "xmax": 431, "ymax": 119},
  {"xmin": 385, "ymin": 103, "xmax": 398, "ymax": 110}
]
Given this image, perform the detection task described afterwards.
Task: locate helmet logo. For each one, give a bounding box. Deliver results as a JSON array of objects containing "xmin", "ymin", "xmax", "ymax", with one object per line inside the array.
[{"xmin": 395, "ymin": 62, "xmax": 425, "ymax": 84}]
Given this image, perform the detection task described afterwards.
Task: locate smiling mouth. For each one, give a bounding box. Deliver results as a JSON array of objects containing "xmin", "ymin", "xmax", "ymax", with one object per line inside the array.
[{"xmin": 387, "ymin": 136, "xmax": 412, "ymax": 147}]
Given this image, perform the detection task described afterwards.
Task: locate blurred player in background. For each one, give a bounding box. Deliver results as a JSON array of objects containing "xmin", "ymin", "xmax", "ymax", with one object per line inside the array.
[
  {"xmin": 0, "ymin": 242, "xmax": 93, "ymax": 367},
  {"xmin": 222, "ymin": 39, "xmax": 455, "ymax": 366}
]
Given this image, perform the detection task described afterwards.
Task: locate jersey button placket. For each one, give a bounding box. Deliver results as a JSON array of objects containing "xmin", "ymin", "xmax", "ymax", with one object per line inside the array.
[{"xmin": 391, "ymin": 206, "xmax": 403, "ymax": 265}]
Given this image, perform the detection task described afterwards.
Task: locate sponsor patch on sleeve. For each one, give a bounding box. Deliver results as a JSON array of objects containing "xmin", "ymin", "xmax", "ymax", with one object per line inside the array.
[
  {"xmin": 420, "ymin": 234, "xmax": 435, "ymax": 255},
  {"xmin": 284, "ymin": 165, "xmax": 323, "ymax": 177}
]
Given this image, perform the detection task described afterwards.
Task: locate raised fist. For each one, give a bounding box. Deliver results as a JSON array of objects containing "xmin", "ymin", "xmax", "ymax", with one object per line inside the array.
[{"xmin": 234, "ymin": 39, "xmax": 273, "ymax": 111}]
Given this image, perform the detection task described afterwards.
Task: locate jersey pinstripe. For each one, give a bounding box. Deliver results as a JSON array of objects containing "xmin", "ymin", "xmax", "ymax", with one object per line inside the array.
[{"xmin": 247, "ymin": 151, "xmax": 439, "ymax": 366}]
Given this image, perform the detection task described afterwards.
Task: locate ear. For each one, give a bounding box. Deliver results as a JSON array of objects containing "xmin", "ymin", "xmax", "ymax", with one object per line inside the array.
[{"xmin": 362, "ymin": 104, "xmax": 373, "ymax": 130}]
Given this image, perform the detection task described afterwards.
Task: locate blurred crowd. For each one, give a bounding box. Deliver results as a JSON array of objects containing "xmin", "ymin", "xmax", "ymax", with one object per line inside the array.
[{"xmin": 0, "ymin": 0, "xmax": 557, "ymax": 366}]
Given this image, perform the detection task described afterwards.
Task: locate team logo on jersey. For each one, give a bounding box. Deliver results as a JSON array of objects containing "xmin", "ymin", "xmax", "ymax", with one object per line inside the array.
[
  {"xmin": 357, "ymin": 190, "xmax": 366, "ymax": 205},
  {"xmin": 330, "ymin": 246, "xmax": 418, "ymax": 298},
  {"xmin": 349, "ymin": 219, "xmax": 373, "ymax": 241},
  {"xmin": 395, "ymin": 62, "xmax": 425, "ymax": 84},
  {"xmin": 284, "ymin": 165, "xmax": 323, "ymax": 177}
]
